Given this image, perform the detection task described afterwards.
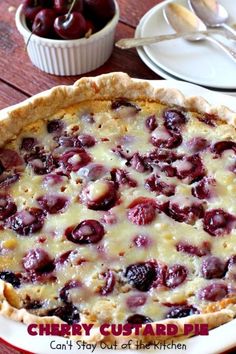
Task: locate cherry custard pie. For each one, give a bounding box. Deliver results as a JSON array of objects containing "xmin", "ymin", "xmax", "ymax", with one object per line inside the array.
[{"xmin": 0, "ymin": 73, "xmax": 236, "ymax": 343}]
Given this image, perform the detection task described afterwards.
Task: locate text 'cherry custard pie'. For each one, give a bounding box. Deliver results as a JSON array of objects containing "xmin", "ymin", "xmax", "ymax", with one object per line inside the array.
[{"xmin": 0, "ymin": 73, "xmax": 236, "ymax": 344}]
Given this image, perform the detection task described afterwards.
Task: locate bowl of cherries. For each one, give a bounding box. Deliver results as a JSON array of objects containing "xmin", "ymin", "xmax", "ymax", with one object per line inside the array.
[{"xmin": 15, "ymin": 0, "xmax": 119, "ymax": 75}]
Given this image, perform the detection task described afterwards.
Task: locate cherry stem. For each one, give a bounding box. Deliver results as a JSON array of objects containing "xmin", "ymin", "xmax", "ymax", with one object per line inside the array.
[
  {"xmin": 67, "ymin": 0, "xmax": 77, "ymax": 17},
  {"xmin": 25, "ymin": 23, "xmax": 40, "ymax": 50}
]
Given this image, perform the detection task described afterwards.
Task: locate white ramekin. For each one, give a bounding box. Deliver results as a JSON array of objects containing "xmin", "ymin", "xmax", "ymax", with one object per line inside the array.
[{"xmin": 15, "ymin": 2, "xmax": 119, "ymax": 76}]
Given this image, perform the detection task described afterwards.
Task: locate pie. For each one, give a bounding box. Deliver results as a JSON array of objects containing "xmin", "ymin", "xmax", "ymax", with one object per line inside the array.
[{"xmin": 0, "ymin": 72, "xmax": 236, "ymax": 345}]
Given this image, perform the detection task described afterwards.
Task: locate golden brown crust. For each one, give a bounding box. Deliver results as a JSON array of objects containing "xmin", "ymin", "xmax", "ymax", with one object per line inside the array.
[{"xmin": 1, "ymin": 72, "xmax": 236, "ymax": 345}]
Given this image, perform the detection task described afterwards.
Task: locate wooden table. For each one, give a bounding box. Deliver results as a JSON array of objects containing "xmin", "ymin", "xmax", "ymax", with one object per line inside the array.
[
  {"xmin": 0, "ymin": 1, "xmax": 236, "ymax": 353},
  {"xmin": 0, "ymin": 0, "xmax": 162, "ymax": 110}
]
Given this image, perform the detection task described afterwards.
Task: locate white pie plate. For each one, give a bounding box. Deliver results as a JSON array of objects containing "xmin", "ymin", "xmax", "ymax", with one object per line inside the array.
[
  {"xmin": 139, "ymin": 0, "xmax": 236, "ymax": 89},
  {"xmin": 1, "ymin": 79, "xmax": 236, "ymax": 354}
]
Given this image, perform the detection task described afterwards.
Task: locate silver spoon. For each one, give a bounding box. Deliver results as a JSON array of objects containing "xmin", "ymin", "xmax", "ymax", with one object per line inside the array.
[
  {"xmin": 189, "ymin": 0, "xmax": 236, "ymax": 38},
  {"xmin": 164, "ymin": 3, "xmax": 236, "ymax": 63}
]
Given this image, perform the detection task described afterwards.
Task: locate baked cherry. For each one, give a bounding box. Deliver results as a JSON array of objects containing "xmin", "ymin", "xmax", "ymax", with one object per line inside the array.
[
  {"xmin": 47, "ymin": 119, "xmax": 64, "ymax": 134},
  {"xmin": 0, "ymin": 271, "xmax": 21, "ymax": 288},
  {"xmin": 176, "ymin": 241, "xmax": 211, "ymax": 257},
  {"xmin": 187, "ymin": 137, "xmax": 209, "ymax": 153},
  {"xmin": 25, "ymin": 148, "xmax": 56, "ymax": 175},
  {"xmin": 78, "ymin": 163, "xmax": 108, "ymax": 181},
  {"xmin": 165, "ymin": 198, "xmax": 204, "ymax": 224},
  {"xmin": 199, "ymin": 283, "xmax": 228, "ymax": 301},
  {"xmin": 126, "ymin": 294, "xmax": 147, "ymax": 309},
  {"xmin": 165, "ymin": 264, "xmax": 187, "ymax": 288},
  {"xmin": 99, "ymin": 270, "xmax": 115, "ymax": 295},
  {"xmin": 127, "ymin": 314, "xmax": 153, "ymax": 324},
  {"xmin": 145, "ymin": 174, "xmax": 176, "ymax": 196},
  {"xmin": 166, "ymin": 305, "xmax": 199, "ymax": 318},
  {"xmin": 66, "ymin": 219, "xmax": 105, "ymax": 244},
  {"xmin": 59, "ymin": 280, "xmax": 81, "ymax": 303},
  {"xmin": 37, "ymin": 194, "xmax": 69, "ymax": 214},
  {"xmin": 211, "ymin": 141, "xmax": 236, "ymax": 156},
  {"xmin": 133, "ymin": 234, "xmax": 152, "ymax": 248},
  {"xmin": 0, "ymin": 174, "xmax": 20, "ymax": 189},
  {"xmin": 173, "ymin": 154, "xmax": 206, "ymax": 183},
  {"xmin": 84, "ymin": 0, "xmax": 115, "ymax": 26},
  {"xmin": 203, "ymin": 209, "xmax": 236, "ymax": 236},
  {"xmin": 6, "ymin": 208, "xmax": 45, "ymax": 236},
  {"xmin": 197, "ymin": 113, "xmax": 217, "ymax": 127},
  {"xmin": 54, "ymin": 12, "xmax": 86, "ymax": 39},
  {"xmin": 163, "ymin": 109, "xmax": 187, "ymax": 132},
  {"xmin": 111, "ymin": 99, "xmax": 140, "ymax": 113},
  {"xmin": 151, "ymin": 127, "xmax": 182, "ymax": 149},
  {"xmin": 127, "ymin": 197, "xmax": 157, "ymax": 225},
  {"xmin": 78, "ymin": 134, "xmax": 96, "ymax": 148},
  {"xmin": 145, "ymin": 115, "xmax": 158, "ymax": 131},
  {"xmin": 111, "ymin": 168, "xmax": 137, "ymax": 188},
  {"xmin": 60, "ymin": 148, "xmax": 91, "ymax": 173},
  {"xmin": 201, "ymin": 256, "xmax": 226, "ymax": 279},
  {"xmin": 129, "ymin": 153, "xmax": 149, "ymax": 173},
  {"xmin": 192, "ymin": 177, "xmax": 216, "ymax": 200},
  {"xmin": 125, "ymin": 262, "xmax": 156, "ymax": 292},
  {"xmin": 23, "ymin": 248, "xmax": 54, "ymax": 273},
  {"xmin": 32, "ymin": 9, "xmax": 57, "ymax": 38},
  {"xmin": 80, "ymin": 180, "xmax": 117, "ymax": 211},
  {"xmin": 0, "ymin": 194, "xmax": 17, "ymax": 221},
  {"xmin": 20, "ymin": 137, "xmax": 37, "ymax": 151},
  {"xmin": 0, "ymin": 149, "xmax": 23, "ymax": 170},
  {"xmin": 48, "ymin": 303, "xmax": 80, "ymax": 324}
]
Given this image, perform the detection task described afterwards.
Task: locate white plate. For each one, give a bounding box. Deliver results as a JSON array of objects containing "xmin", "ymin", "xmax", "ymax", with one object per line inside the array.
[
  {"xmin": 135, "ymin": 12, "xmax": 236, "ymax": 97},
  {"xmin": 140, "ymin": 0, "xmax": 236, "ymax": 89},
  {"xmin": 1, "ymin": 80, "xmax": 236, "ymax": 354}
]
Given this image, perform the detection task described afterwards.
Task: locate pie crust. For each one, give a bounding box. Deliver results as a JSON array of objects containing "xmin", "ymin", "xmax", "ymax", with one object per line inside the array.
[{"xmin": 0, "ymin": 72, "xmax": 236, "ymax": 346}]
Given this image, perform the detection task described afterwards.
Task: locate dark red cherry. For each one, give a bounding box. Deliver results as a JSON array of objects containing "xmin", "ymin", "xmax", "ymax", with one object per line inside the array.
[
  {"xmin": 111, "ymin": 168, "xmax": 137, "ymax": 188},
  {"xmin": 66, "ymin": 219, "xmax": 105, "ymax": 244},
  {"xmin": 32, "ymin": 9, "xmax": 57, "ymax": 38},
  {"xmin": 6, "ymin": 208, "xmax": 45, "ymax": 236},
  {"xmin": 84, "ymin": 0, "xmax": 116, "ymax": 25},
  {"xmin": 99, "ymin": 270, "xmax": 115, "ymax": 295},
  {"xmin": 166, "ymin": 199, "xmax": 204, "ymax": 224},
  {"xmin": 151, "ymin": 128, "xmax": 182, "ymax": 149},
  {"xmin": 176, "ymin": 241, "xmax": 211, "ymax": 257},
  {"xmin": 165, "ymin": 264, "xmax": 188, "ymax": 288},
  {"xmin": 0, "ymin": 149, "xmax": 23, "ymax": 170},
  {"xmin": 23, "ymin": 248, "xmax": 54, "ymax": 273},
  {"xmin": 54, "ymin": 12, "xmax": 86, "ymax": 39},
  {"xmin": 0, "ymin": 194, "xmax": 17, "ymax": 221},
  {"xmin": 55, "ymin": 250, "xmax": 72, "ymax": 266},
  {"xmin": 166, "ymin": 305, "xmax": 199, "ymax": 318},
  {"xmin": 0, "ymin": 174, "xmax": 20, "ymax": 189},
  {"xmin": 37, "ymin": 194, "xmax": 69, "ymax": 214},
  {"xmin": 163, "ymin": 109, "xmax": 187, "ymax": 132},
  {"xmin": 54, "ymin": 0, "xmax": 84, "ymax": 15},
  {"xmin": 146, "ymin": 149, "xmax": 180, "ymax": 165},
  {"xmin": 25, "ymin": 148, "xmax": 56, "ymax": 175},
  {"xmin": 77, "ymin": 134, "xmax": 96, "ymax": 148},
  {"xmin": 20, "ymin": 137, "xmax": 37, "ymax": 151},
  {"xmin": 203, "ymin": 209, "xmax": 236, "ymax": 236},
  {"xmin": 173, "ymin": 154, "xmax": 206, "ymax": 183},
  {"xmin": 145, "ymin": 174, "xmax": 176, "ymax": 197},
  {"xmin": 47, "ymin": 303, "xmax": 80, "ymax": 324},
  {"xmin": 133, "ymin": 234, "xmax": 152, "ymax": 248},
  {"xmin": 145, "ymin": 115, "xmax": 157, "ymax": 131},
  {"xmin": 199, "ymin": 283, "xmax": 228, "ymax": 301},
  {"xmin": 201, "ymin": 256, "xmax": 226, "ymax": 279},
  {"xmin": 192, "ymin": 177, "xmax": 216, "ymax": 200},
  {"xmin": 59, "ymin": 280, "xmax": 81, "ymax": 303},
  {"xmin": 78, "ymin": 163, "xmax": 108, "ymax": 181},
  {"xmin": 111, "ymin": 99, "xmax": 140, "ymax": 113},
  {"xmin": 187, "ymin": 137, "xmax": 209, "ymax": 153},
  {"xmin": 60, "ymin": 148, "xmax": 91, "ymax": 173},
  {"xmin": 80, "ymin": 181, "xmax": 117, "ymax": 211},
  {"xmin": 129, "ymin": 153, "xmax": 149, "ymax": 173},
  {"xmin": 125, "ymin": 262, "xmax": 156, "ymax": 292},
  {"xmin": 211, "ymin": 141, "xmax": 236, "ymax": 156},
  {"xmin": 43, "ymin": 173, "xmax": 67, "ymax": 187},
  {"xmin": 128, "ymin": 197, "xmax": 157, "ymax": 225},
  {"xmin": 0, "ymin": 271, "xmax": 21, "ymax": 288},
  {"xmin": 197, "ymin": 113, "xmax": 217, "ymax": 127},
  {"xmin": 126, "ymin": 294, "xmax": 147, "ymax": 309},
  {"xmin": 47, "ymin": 119, "xmax": 64, "ymax": 134},
  {"xmin": 22, "ymin": 0, "xmax": 43, "ymax": 22},
  {"xmin": 127, "ymin": 314, "xmax": 153, "ymax": 324}
]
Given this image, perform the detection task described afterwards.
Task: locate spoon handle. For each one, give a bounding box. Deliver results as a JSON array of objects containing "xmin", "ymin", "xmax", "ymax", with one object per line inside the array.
[
  {"xmin": 205, "ymin": 35, "xmax": 236, "ymax": 63},
  {"xmin": 115, "ymin": 30, "xmax": 233, "ymax": 49},
  {"xmin": 220, "ymin": 23, "xmax": 236, "ymax": 39}
]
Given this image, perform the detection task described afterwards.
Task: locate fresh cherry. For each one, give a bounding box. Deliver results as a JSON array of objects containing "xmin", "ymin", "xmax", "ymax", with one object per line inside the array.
[
  {"xmin": 54, "ymin": 12, "xmax": 86, "ymax": 39},
  {"xmin": 22, "ymin": 0, "xmax": 43, "ymax": 23},
  {"xmin": 32, "ymin": 9, "xmax": 57, "ymax": 38},
  {"xmin": 84, "ymin": 0, "xmax": 115, "ymax": 26},
  {"xmin": 54, "ymin": 0, "xmax": 83, "ymax": 14}
]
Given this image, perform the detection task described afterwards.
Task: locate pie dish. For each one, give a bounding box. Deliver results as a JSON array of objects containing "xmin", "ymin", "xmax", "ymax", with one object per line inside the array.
[{"xmin": 0, "ymin": 72, "xmax": 236, "ymax": 346}]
